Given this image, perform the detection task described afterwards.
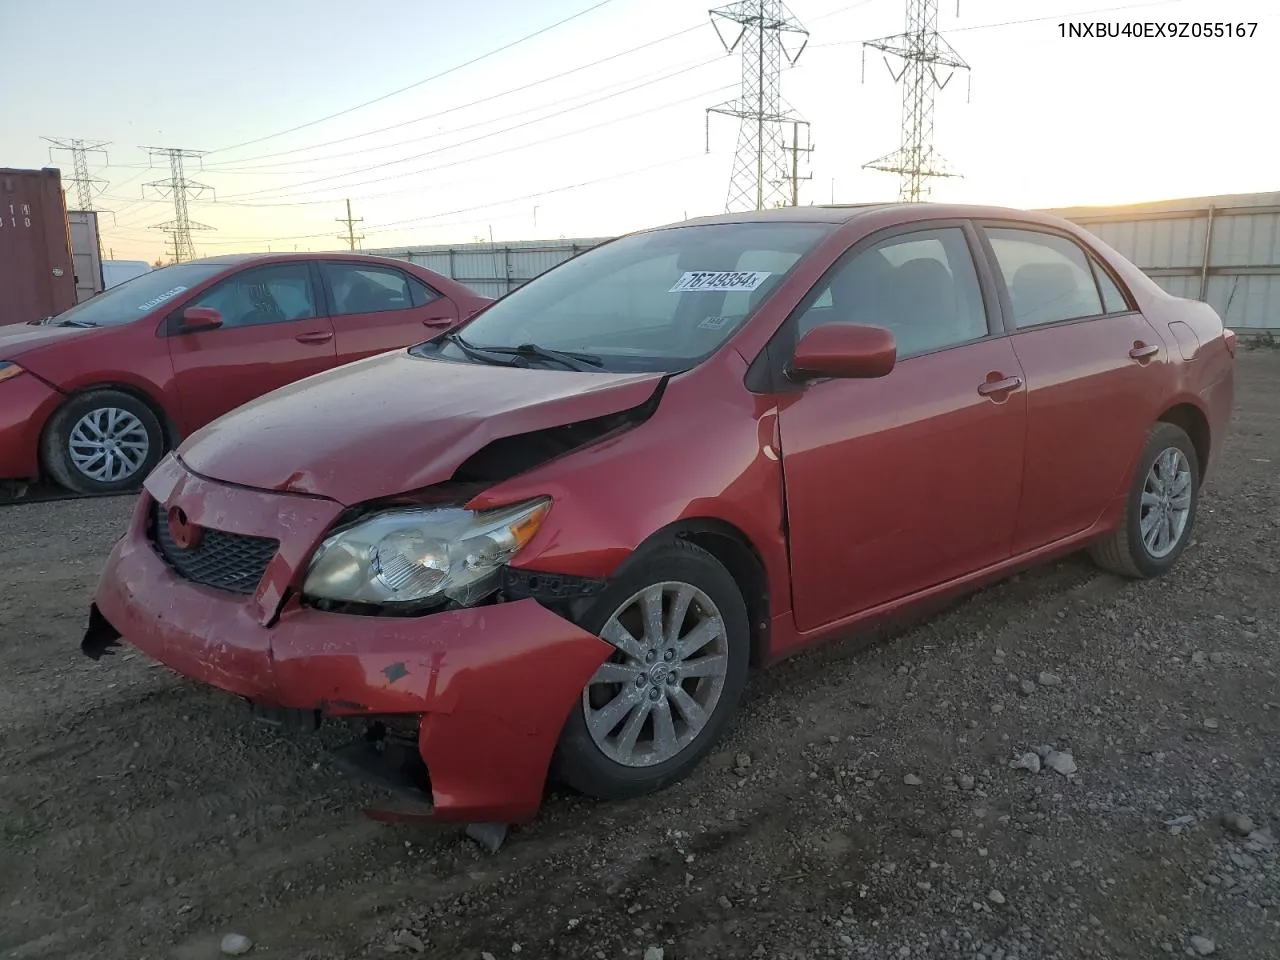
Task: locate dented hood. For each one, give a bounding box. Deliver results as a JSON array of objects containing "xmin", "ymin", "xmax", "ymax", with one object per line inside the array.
[{"xmin": 177, "ymin": 349, "xmax": 665, "ymax": 505}]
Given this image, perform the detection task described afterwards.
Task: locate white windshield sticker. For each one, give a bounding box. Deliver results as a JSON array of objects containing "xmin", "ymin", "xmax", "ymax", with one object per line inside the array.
[
  {"xmin": 669, "ymin": 271, "xmax": 770, "ymax": 293},
  {"xmin": 137, "ymin": 286, "xmax": 189, "ymax": 312},
  {"xmin": 698, "ymin": 315, "xmax": 732, "ymax": 330}
]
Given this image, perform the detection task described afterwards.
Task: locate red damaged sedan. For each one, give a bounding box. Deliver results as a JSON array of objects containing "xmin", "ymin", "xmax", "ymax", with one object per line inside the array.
[
  {"xmin": 0, "ymin": 252, "xmax": 487, "ymax": 495},
  {"xmin": 84, "ymin": 204, "xmax": 1234, "ymax": 830}
]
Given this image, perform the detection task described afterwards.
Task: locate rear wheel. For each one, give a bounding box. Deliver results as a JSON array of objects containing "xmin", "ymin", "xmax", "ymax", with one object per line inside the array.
[
  {"xmin": 552, "ymin": 540, "xmax": 751, "ymax": 800},
  {"xmin": 41, "ymin": 389, "xmax": 165, "ymax": 495},
  {"xmin": 1090, "ymin": 421, "xmax": 1200, "ymax": 578}
]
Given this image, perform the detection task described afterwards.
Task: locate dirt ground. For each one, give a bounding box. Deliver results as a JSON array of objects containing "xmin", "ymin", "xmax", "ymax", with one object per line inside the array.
[{"xmin": 2, "ymin": 349, "xmax": 1277, "ymax": 960}]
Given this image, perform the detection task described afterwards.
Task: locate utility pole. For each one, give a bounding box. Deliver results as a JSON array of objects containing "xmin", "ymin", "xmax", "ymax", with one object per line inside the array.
[
  {"xmin": 336, "ymin": 198, "xmax": 364, "ymax": 251},
  {"xmin": 705, "ymin": 0, "xmax": 809, "ymax": 213},
  {"xmin": 861, "ymin": 0, "xmax": 971, "ymax": 202},
  {"xmin": 43, "ymin": 138, "xmax": 110, "ymax": 211},
  {"xmin": 141, "ymin": 147, "xmax": 214, "ymax": 262},
  {"xmin": 781, "ymin": 120, "xmax": 813, "ymax": 206}
]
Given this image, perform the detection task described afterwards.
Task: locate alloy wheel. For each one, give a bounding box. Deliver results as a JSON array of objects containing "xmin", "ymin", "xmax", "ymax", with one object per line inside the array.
[{"xmin": 582, "ymin": 581, "xmax": 730, "ymax": 768}]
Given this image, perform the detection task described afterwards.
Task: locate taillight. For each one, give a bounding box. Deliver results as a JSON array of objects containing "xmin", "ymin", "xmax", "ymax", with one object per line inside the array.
[{"xmin": 1223, "ymin": 329, "xmax": 1237, "ymax": 356}]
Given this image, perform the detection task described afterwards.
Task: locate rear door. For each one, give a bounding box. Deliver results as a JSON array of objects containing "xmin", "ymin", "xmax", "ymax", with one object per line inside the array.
[
  {"xmin": 976, "ymin": 223, "xmax": 1167, "ymax": 553},
  {"xmin": 775, "ymin": 223, "xmax": 1028, "ymax": 633},
  {"xmin": 166, "ymin": 261, "xmax": 336, "ymax": 432},
  {"xmin": 318, "ymin": 260, "xmax": 458, "ymax": 365}
]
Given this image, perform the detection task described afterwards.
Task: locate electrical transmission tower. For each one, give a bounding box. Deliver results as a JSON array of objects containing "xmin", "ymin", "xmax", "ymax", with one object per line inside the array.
[
  {"xmin": 705, "ymin": 0, "xmax": 810, "ymax": 212},
  {"xmin": 862, "ymin": 0, "xmax": 970, "ymax": 202},
  {"xmin": 336, "ymin": 199, "xmax": 364, "ymax": 251},
  {"xmin": 43, "ymin": 138, "xmax": 110, "ymax": 210},
  {"xmin": 141, "ymin": 146, "xmax": 215, "ymax": 263}
]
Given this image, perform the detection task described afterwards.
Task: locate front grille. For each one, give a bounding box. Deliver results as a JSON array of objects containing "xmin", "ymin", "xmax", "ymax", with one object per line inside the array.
[{"xmin": 149, "ymin": 500, "xmax": 279, "ymax": 595}]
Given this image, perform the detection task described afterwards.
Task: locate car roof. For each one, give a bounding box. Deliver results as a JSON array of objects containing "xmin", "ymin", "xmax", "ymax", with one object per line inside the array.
[
  {"xmin": 185, "ymin": 251, "xmax": 416, "ymax": 267},
  {"xmin": 660, "ymin": 202, "xmax": 1080, "ymax": 231}
]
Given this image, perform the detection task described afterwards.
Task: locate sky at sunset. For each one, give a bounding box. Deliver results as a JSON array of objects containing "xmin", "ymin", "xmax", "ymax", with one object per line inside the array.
[{"xmin": 2, "ymin": 0, "xmax": 1276, "ymax": 262}]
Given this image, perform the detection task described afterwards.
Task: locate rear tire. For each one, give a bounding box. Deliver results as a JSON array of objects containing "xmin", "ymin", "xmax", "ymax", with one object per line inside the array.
[
  {"xmin": 1090, "ymin": 421, "xmax": 1200, "ymax": 579},
  {"xmin": 552, "ymin": 539, "xmax": 751, "ymax": 801},
  {"xmin": 41, "ymin": 389, "xmax": 165, "ymax": 495}
]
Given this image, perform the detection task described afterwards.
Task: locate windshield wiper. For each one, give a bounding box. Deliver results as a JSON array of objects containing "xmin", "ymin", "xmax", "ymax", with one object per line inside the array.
[
  {"xmin": 442, "ymin": 331, "xmax": 521, "ymax": 367},
  {"xmin": 57, "ymin": 319, "xmax": 98, "ymax": 328},
  {"xmin": 480, "ymin": 342, "xmax": 604, "ymax": 371}
]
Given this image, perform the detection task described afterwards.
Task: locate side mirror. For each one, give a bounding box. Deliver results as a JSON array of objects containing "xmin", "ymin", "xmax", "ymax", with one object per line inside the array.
[
  {"xmin": 788, "ymin": 322, "xmax": 897, "ymax": 381},
  {"xmin": 179, "ymin": 306, "xmax": 223, "ymax": 333}
]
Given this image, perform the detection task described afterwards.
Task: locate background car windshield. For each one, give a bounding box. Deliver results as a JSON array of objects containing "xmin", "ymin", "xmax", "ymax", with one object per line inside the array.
[
  {"xmin": 449, "ymin": 222, "xmax": 836, "ymax": 372},
  {"xmin": 52, "ymin": 263, "xmax": 224, "ymax": 326}
]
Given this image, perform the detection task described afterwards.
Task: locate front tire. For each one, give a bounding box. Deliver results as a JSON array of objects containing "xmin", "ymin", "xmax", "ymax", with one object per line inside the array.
[
  {"xmin": 1090, "ymin": 421, "xmax": 1200, "ymax": 579},
  {"xmin": 41, "ymin": 389, "xmax": 165, "ymax": 495},
  {"xmin": 552, "ymin": 539, "xmax": 751, "ymax": 801}
]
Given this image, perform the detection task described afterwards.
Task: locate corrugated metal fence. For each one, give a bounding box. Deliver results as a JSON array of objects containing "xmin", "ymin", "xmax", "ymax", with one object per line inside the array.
[
  {"xmin": 1043, "ymin": 192, "xmax": 1280, "ymax": 333},
  {"xmin": 363, "ymin": 238, "xmax": 612, "ymax": 300},
  {"xmin": 367, "ymin": 192, "xmax": 1280, "ymax": 332}
]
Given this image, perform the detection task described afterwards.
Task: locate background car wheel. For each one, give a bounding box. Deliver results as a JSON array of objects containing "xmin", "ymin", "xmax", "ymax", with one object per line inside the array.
[
  {"xmin": 41, "ymin": 389, "xmax": 165, "ymax": 495},
  {"xmin": 552, "ymin": 539, "xmax": 751, "ymax": 801},
  {"xmin": 1089, "ymin": 421, "xmax": 1200, "ymax": 579}
]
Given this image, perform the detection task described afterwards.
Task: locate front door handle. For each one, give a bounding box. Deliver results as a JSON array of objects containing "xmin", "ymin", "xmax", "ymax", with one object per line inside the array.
[
  {"xmin": 295, "ymin": 330, "xmax": 334, "ymax": 344},
  {"xmin": 1129, "ymin": 342, "xmax": 1159, "ymax": 361},
  {"xmin": 977, "ymin": 374, "xmax": 1023, "ymax": 399}
]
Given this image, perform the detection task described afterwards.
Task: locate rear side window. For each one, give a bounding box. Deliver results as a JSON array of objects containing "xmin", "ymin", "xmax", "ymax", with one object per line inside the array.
[
  {"xmin": 1092, "ymin": 261, "xmax": 1130, "ymax": 314},
  {"xmin": 321, "ymin": 262, "xmax": 436, "ymax": 316},
  {"xmin": 985, "ymin": 228, "xmax": 1105, "ymax": 328}
]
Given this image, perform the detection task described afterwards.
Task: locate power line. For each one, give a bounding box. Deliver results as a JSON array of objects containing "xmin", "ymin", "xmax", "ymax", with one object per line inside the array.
[
  {"xmin": 203, "ymin": 55, "xmax": 720, "ymax": 176},
  {"xmin": 201, "ymin": 0, "xmax": 876, "ymax": 169},
  {"xmin": 205, "ymin": 0, "xmax": 620, "ymax": 157},
  {"xmin": 191, "ymin": 152, "xmax": 707, "ymax": 247},
  {"xmin": 808, "ymin": 0, "xmax": 1187, "ymax": 48},
  {"xmin": 203, "ymin": 23, "xmax": 709, "ymax": 169},
  {"xmin": 218, "ymin": 75, "xmax": 739, "ymax": 203}
]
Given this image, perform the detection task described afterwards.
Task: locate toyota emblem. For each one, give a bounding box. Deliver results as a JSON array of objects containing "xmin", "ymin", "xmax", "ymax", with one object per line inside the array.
[{"xmin": 166, "ymin": 504, "xmax": 203, "ymax": 549}]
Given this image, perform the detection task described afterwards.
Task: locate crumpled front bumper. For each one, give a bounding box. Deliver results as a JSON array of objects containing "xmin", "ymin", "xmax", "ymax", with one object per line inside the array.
[{"xmin": 87, "ymin": 455, "xmax": 612, "ymax": 823}]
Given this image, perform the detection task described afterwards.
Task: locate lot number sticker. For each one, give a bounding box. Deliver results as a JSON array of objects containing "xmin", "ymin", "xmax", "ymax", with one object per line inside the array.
[
  {"xmin": 136, "ymin": 286, "xmax": 189, "ymax": 312},
  {"xmin": 669, "ymin": 271, "xmax": 771, "ymax": 293}
]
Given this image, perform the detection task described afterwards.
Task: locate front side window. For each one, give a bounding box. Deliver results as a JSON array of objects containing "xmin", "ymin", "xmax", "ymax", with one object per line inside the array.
[
  {"xmin": 795, "ymin": 227, "xmax": 988, "ymax": 357},
  {"xmin": 187, "ymin": 263, "xmax": 317, "ymax": 328},
  {"xmin": 424, "ymin": 222, "xmax": 837, "ymax": 373},
  {"xmin": 321, "ymin": 262, "xmax": 433, "ymax": 316},
  {"xmin": 986, "ymin": 227, "xmax": 1105, "ymax": 328}
]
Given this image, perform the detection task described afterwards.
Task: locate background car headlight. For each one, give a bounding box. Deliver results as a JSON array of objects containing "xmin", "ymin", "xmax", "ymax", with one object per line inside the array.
[
  {"xmin": 302, "ymin": 497, "xmax": 551, "ymax": 608},
  {"xmin": 0, "ymin": 361, "xmax": 24, "ymax": 383}
]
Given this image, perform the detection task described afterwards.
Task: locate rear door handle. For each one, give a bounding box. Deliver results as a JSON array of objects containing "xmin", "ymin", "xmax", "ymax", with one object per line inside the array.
[
  {"xmin": 421, "ymin": 317, "xmax": 453, "ymax": 327},
  {"xmin": 295, "ymin": 330, "xmax": 334, "ymax": 344},
  {"xmin": 1129, "ymin": 342, "xmax": 1159, "ymax": 361},
  {"xmin": 977, "ymin": 375, "xmax": 1023, "ymax": 398}
]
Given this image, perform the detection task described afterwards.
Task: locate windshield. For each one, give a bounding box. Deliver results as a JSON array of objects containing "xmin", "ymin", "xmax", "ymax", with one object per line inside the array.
[
  {"xmin": 419, "ymin": 221, "xmax": 836, "ymax": 373},
  {"xmin": 50, "ymin": 263, "xmax": 224, "ymax": 327}
]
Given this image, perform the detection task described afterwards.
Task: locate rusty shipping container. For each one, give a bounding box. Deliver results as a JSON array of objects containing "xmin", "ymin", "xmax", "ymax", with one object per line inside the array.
[{"xmin": 0, "ymin": 167, "xmax": 77, "ymax": 325}]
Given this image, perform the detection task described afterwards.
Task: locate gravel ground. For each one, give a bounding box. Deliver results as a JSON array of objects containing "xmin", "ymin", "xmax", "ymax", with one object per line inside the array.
[{"xmin": 1, "ymin": 348, "xmax": 1276, "ymax": 960}]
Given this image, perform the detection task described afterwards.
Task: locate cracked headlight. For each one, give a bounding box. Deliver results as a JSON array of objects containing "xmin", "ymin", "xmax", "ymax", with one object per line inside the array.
[{"xmin": 303, "ymin": 497, "xmax": 551, "ymax": 608}]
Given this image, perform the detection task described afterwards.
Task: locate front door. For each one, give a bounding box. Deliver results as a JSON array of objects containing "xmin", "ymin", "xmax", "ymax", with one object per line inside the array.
[
  {"xmin": 978, "ymin": 224, "xmax": 1169, "ymax": 553},
  {"xmin": 167, "ymin": 261, "xmax": 336, "ymax": 433},
  {"xmin": 776, "ymin": 224, "xmax": 1028, "ymax": 633},
  {"xmin": 318, "ymin": 260, "xmax": 458, "ymax": 364}
]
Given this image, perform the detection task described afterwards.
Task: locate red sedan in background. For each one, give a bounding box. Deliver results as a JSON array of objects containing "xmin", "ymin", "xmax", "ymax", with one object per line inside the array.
[
  {"xmin": 0, "ymin": 252, "xmax": 489, "ymax": 495},
  {"xmin": 85, "ymin": 204, "xmax": 1234, "ymax": 831}
]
